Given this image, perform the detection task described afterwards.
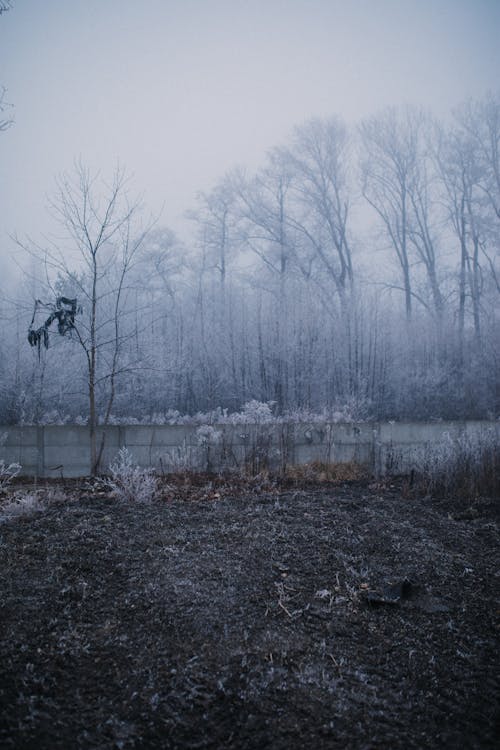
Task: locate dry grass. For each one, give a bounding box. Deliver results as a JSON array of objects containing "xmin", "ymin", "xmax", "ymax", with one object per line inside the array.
[
  {"xmin": 284, "ymin": 460, "xmax": 370, "ymax": 484},
  {"xmin": 410, "ymin": 430, "xmax": 500, "ymax": 499}
]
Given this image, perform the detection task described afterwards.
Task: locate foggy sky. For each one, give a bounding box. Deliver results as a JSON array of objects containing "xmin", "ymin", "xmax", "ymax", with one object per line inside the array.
[{"xmin": 1, "ymin": 0, "xmax": 499, "ymax": 257}]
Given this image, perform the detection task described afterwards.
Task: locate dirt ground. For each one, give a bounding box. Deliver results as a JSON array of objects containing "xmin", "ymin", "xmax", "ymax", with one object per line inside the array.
[{"xmin": 0, "ymin": 476, "xmax": 498, "ymax": 749}]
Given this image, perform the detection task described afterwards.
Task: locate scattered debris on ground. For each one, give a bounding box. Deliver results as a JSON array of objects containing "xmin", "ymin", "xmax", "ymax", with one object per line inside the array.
[{"xmin": 0, "ymin": 476, "xmax": 498, "ymax": 748}]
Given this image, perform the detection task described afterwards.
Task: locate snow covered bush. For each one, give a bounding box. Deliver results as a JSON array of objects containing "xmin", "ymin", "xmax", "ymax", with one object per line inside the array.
[
  {"xmin": 227, "ymin": 400, "xmax": 276, "ymax": 424},
  {"xmin": 18, "ymin": 400, "xmax": 374, "ymax": 427},
  {"xmin": 108, "ymin": 447, "xmax": 158, "ymax": 503},
  {"xmin": 196, "ymin": 425, "xmax": 222, "ymax": 446}
]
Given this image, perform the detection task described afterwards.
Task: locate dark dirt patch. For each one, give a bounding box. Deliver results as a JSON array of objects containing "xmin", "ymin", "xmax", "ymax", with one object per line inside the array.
[{"xmin": 0, "ymin": 479, "xmax": 498, "ymax": 749}]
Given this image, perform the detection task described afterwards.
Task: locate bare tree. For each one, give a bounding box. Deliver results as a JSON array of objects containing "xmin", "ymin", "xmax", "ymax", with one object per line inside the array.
[
  {"xmin": 232, "ymin": 154, "xmax": 295, "ymax": 408},
  {"xmin": 457, "ymin": 93, "xmax": 500, "ymax": 221},
  {"xmin": 233, "ymin": 157, "xmax": 293, "ymax": 287},
  {"xmin": 190, "ymin": 177, "xmax": 238, "ymax": 296},
  {"xmin": 405, "ymin": 122, "xmax": 445, "ymax": 319},
  {"xmin": 284, "ymin": 117, "xmax": 354, "ymax": 300},
  {"xmin": 187, "ymin": 178, "xmax": 242, "ymax": 402},
  {"xmin": 19, "ymin": 163, "xmax": 152, "ymax": 474},
  {"xmin": 435, "ymin": 122, "xmax": 485, "ymax": 347},
  {"xmin": 455, "ymin": 93, "xmax": 500, "ymax": 296},
  {"xmin": 360, "ymin": 107, "xmax": 428, "ymax": 320}
]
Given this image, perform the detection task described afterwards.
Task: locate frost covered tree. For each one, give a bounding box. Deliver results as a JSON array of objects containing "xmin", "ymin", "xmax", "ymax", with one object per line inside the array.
[{"xmin": 4, "ymin": 97, "xmax": 499, "ymax": 429}]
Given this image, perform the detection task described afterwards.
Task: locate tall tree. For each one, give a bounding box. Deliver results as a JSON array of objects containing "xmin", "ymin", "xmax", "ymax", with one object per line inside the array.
[
  {"xmin": 405, "ymin": 122, "xmax": 444, "ymax": 320},
  {"xmin": 435, "ymin": 123, "xmax": 484, "ymax": 346},
  {"xmin": 284, "ymin": 117, "xmax": 354, "ymax": 300},
  {"xmin": 188, "ymin": 178, "xmax": 242, "ymax": 402},
  {"xmin": 456, "ymin": 93, "xmax": 500, "ymax": 295},
  {"xmin": 190, "ymin": 177, "xmax": 238, "ymax": 296},
  {"xmin": 360, "ymin": 107, "xmax": 428, "ymax": 320},
  {"xmin": 232, "ymin": 154, "xmax": 295, "ymax": 408}
]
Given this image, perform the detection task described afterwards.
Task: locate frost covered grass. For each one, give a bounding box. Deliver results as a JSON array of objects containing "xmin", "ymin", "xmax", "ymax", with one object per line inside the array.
[
  {"xmin": 108, "ymin": 447, "xmax": 158, "ymax": 503},
  {"xmin": 0, "ymin": 459, "xmax": 21, "ymax": 490},
  {"xmin": 0, "ymin": 432, "xmax": 21, "ymax": 489},
  {"xmin": 411, "ymin": 429, "xmax": 500, "ymax": 498},
  {"xmin": 0, "ymin": 487, "xmax": 68, "ymax": 523},
  {"xmin": 0, "ymin": 493, "xmax": 45, "ymax": 522}
]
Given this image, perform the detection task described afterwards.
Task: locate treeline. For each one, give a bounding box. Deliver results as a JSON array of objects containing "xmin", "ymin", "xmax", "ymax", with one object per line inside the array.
[{"xmin": 1, "ymin": 95, "xmax": 499, "ymax": 426}]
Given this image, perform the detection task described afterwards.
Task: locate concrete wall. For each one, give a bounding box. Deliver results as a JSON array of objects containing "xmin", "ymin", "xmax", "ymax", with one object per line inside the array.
[{"xmin": 1, "ymin": 421, "xmax": 498, "ymax": 478}]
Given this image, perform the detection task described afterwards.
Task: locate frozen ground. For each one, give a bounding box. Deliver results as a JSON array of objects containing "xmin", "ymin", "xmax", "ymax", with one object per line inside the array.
[{"xmin": 0, "ymin": 477, "xmax": 498, "ymax": 749}]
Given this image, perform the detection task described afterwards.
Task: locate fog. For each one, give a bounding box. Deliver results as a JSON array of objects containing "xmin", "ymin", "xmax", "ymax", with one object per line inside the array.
[
  {"xmin": 1, "ymin": 0, "xmax": 499, "ymax": 241},
  {"xmin": 0, "ymin": 1, "xmax": 499, "ymax": 430}
]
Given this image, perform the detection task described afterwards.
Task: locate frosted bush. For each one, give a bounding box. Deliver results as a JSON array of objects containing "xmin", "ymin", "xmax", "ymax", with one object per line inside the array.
[
  {"xmin": 196, "ymin": 425, "xmax": 222, "ymax": 446},
  {"xmin": 162, "ymin": 445, "xmax": 192, "ymax": 472},
  {"xmin": 40, "ymin": 410, "xmax": 72, "ymax": 425},
  {"xmin": 163, "ymin": 409, "xmax": 183, "ymax": 423},
  {"xmin": 108, "ymin": 447, "xmax": 158, "ymax": 503},
  {"xmin": 0, "ymin": 459, "xmax": 21, "ymax": 490},
  {"xmin": 25, "ymin": 400, "xmax": 375, "ymax": 427},
  {"xmin": 192, "ymin": 407, "xmax": 227, "ymax": 425},
  {"xmin": 227, "ymin": 400, "xmax": 276, "ymax": 424},
  {"xmin": 151, "ymin": 411, "xmax": 171, "ymax": 425}
]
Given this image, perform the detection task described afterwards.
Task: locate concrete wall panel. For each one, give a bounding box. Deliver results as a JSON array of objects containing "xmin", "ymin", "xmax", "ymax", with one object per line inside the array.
[
  {"xmin": 1, "ymin": 427, "xmax": 38, "ymax": 446},
  {"xmin": 1, "ymin": 421, "xmax": 497, "ymax": 478}
]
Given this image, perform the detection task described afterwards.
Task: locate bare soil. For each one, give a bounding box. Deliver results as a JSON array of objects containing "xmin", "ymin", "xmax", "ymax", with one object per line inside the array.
[{"xmin": 0, "ymin": 477, "xmax": 498, "ymax": 749}]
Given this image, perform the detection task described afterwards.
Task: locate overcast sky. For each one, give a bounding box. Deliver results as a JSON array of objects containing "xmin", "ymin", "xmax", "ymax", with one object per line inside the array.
[{"xmin": 1, "ymin": 0, "xmax": 499, "ymax": 254}]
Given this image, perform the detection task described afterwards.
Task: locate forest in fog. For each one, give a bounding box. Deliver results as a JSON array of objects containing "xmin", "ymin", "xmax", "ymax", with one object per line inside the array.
[{"xmin": 2, "ymin": 95, "xmax": 499, "ymax": 426}]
